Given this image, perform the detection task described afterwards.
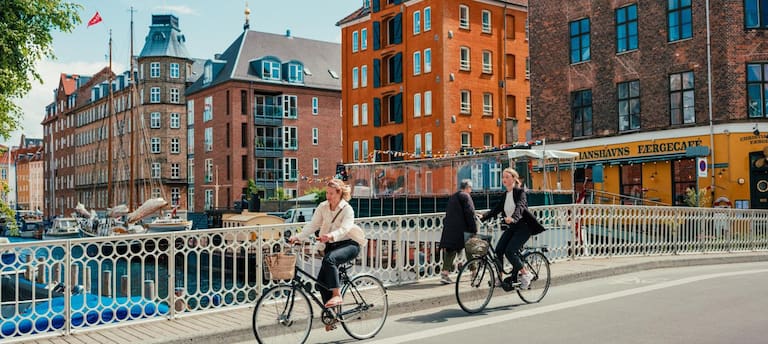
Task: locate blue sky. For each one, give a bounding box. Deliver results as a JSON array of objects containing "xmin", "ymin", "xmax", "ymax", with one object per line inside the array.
[{"xmin": 5, "ymin": 0, "xmax": 362, "ymax": 147}]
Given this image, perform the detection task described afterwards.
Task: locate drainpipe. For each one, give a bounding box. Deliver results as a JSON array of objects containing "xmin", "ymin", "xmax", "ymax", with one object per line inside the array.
[{"xmin": 705, "ymin": 0, "xmax": 716, "ymax": 194}]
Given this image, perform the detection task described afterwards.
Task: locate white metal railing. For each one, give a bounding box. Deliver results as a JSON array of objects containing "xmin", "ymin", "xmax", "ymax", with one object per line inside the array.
[{"xmin": 1, "ymin": 204, "xmax": 767, "ymax": 341}]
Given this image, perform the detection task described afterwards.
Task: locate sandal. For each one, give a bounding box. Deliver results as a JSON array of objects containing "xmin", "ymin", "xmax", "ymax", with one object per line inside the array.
[
  {"xmin": 324, "ymin": 296, "xmax": 343, "ymax": 308},
  {"xmin": 325, "ymin": 322, "xmax": 338, "ymax": 331}
]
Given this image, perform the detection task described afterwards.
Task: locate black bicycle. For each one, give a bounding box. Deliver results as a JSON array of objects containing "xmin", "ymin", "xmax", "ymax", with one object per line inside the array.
[
  {"xmin": 455, "ymin": 240, "xmax": 551, "ymax": 313},
  {"xmin": 252, "ymin": 244, "xmax": 389, "ymax": 344}
]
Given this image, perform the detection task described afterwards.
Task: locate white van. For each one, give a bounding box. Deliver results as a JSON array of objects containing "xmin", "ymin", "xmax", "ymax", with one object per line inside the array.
[{"xmin": 282, "ymin": 207, "xmax": 316, "ymax": 223}]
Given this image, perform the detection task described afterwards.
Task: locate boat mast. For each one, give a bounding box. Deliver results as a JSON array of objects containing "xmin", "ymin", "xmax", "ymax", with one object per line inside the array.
[
  {"xmin": 129, "ymin": 7, "xmax": 136, "ymax": 210},
  {"xmin": 107, "ymin": 29, "xmax": 114, "ymax": 207}
]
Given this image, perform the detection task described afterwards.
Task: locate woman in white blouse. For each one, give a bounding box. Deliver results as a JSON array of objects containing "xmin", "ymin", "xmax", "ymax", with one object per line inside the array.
[{"xmin": 289, "ymin": 178, "xmax": 365, "ymax": 313}]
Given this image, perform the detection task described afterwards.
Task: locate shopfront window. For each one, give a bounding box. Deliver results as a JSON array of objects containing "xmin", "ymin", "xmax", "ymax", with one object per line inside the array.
[
  {"xmin": 620, "ymin": 164, "xmax": 643, "ymax": 205},
  {"xmin": 672, "ymin": 159, "xmax": 696, "ymax": 206}
]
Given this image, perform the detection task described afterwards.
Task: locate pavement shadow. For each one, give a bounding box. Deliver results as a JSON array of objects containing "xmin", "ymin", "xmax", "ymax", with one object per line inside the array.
[{"xmin": 395, "ymin": 303, "xmax": 522, "ymax": 324}]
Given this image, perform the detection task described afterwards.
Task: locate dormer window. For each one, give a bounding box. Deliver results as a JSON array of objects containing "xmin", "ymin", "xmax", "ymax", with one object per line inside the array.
[
  {"xmin": 262, "ymin": 60, "xmax": 281, "ymax": 80},
  {"xmin": 363, "ymin": 0, "xmax": 370, "ymax": 9},
  {"xmin": 203, "ymin": 63, "xmax": 212, "ymax": 85},
  {"xmin": 288, "ymin": 63, "xmax": 304, "ymax": 83}
]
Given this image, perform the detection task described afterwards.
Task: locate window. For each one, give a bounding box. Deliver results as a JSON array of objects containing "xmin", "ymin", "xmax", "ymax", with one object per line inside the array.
[
  {"xmin": 572, "ymin": 89, "xmax": 593, "ymax": 137},
  {"xmin": 413, "ymin": 51, "xmax": 421, "ymax": 75},
  {"xmin": 283, "ymin": 126, "xmax": 298, "ymax": 149},
  {"xmin": 283, "ymin": 95, "xmax": 297, "ymax": 118},
  {"xmin": 748, "ymin": 62, "xmax": 768, "ymax": 117},
  {"xmin": 150, "ymin": 112, "xmax": 161, "ymax": 128},
  {"xmin": 424, "ymin": 7, "xmax": 431, "ymax": 31},
  {"xmin": 424, "ymin": 91, "xmax": 432, "ymax": 116},
  {"xmin": 570, "ymin": 18, "xmax": 591, "ymax": 63},
  {"xmin": 361, "ymin": 65, "xmax": 368, "ymax": 87},
  {"xmin": 669, "ymin": 71, "xmax": 695, "ymax": 125},
  {"xmin": 620, "ymin": 164, "xmax": 643, "ymax": 205},
  {"xmin": 171, "ymin": 164, "xmax": 180, "ymax": 179},
  {"xmin": 353, "ymin": 104, "xmax": 360, "ymax": 126},
  {"xmin": 668, "ymin": 0, "xmax": 692, "ymax": 41},
  {"xmin": 424, "ymin": 49, "xmax": 432, "ymax": 73},
  {"xmin": 461, "ymin": 132, "xmax": 471, "ymax": 148},
  {"xmin": 313, "ymin": 158, "xmax": 319, "ymax": 175},
  {"xmin": 151, "ymin": 137, "xmax": 161, "ymax": 153},
  {"xmin": 170, "ymin": 112, "xmax": 180, "ymax": 128},
  {"xmin": 459, "ymin": 5, "xmax": 469, "ymax": 29},
  {"xmin": 413, "ymin": 11, "xmax": 421, "ymax": 35},
  {"xmin": 414, "ymin": 133, "xmax": 422, "ymax": 157},
  {"xmin": 425, "ymin": 132, "xmax": 433, "ymax": 156},
  {"xmin": 204, "ymin": 127, "xmax": 213, "ymax": 151},
  {"xmin": 353, "ymin": 31, "xmax": 359, "ymax": 52},
  {"xmin": 482, "ymin": 10, "xmax": 491, "ymax": 33},
  {"xmin": 616, "ymin": 5, "xmax": 638, "ymax": 53},
  {"xmin": 745, "ymin": 0, "xmax": 768, "ymax": 28},
  {"xmin": 241, "ymin": 123, "xmax": 247, "ymax": 147},
  {"xmin": 526, "ymin": 57, "xmax": 530, "ymax": 79},
  {"xmin": 483, "ymin": 133, "xmax": 493, "ymax": 147},
  {"xmin": 170, "ymin": 63, "xmax": 180, "ymax": 78},
  {"xmin": 288, "ymin": 63, "xmax": 304, "ymax": 83},
  {"xmin": 460, "ymin": 47, "xmax": 470, "ymax": 70},
  {"xmin": 672, "ymin": 159, "xmax": 696, "ymax": 206},
  {"xmin": 482, "ymin": 50, "xmax": 492, "ymax": 74},
  {"xmin": 170, "ymin": 138, "xmax": 180, "ymax": 154},
  {"xmin": 312, "ymin": 128, "xmax": 319, "ymax": 145},
  {"xmin": 205, "ymin": 158, "xmax": 213, "ymax": 183},
  {"xmin": 150, "ymin": 87, "xmax": 161, "ymax": 103},
  {"xmin": 169, "ymin": 88, "xmax": 179, "ymax": 104},
  {"xmin": 203, "ymin": 63, "xmax": 212, "ymax": 85},
  {"xmin": 362, "ymin": 140, "xmax": 369, "ymax": 161},
  {"xmin": 618, "ymin": 80, "xmax": 641, "ymax": 131},
  {"xmin": 352, "ymin": 67, "xmax": 359, "ymax": 88},
  {"xmin": 362, "ymin": 103, "xmax": 369, "ymax": 125},
  {"xmin": 414, "ymin": 93, "xmax": 422, "ymax": 117},
  {"xmin": 483, "ymin": 93, "xmax": 493, "ymax": 116},
  {"xmin": 150, "ymin": 62, "xmax": 160, "ymax": 78},
  {"xmin": 361, "ymin": 28, "xmax": 368, "ymax": 50},
  {"xmin": 262, "ymin": 60, "xmax": 281, "ymax": 80},
  {"xmin": 353, "ymin": 141, "xmax": 360, "ymax": 162},
  {"xmin": 203, "ymin": 96, "xmax": 213, "ymax": 122},
  {"xmin": 151, "ymin": 163, "xmax": 161, "ymax": 178},
  {"xmin": 489, "ymin": 163, "xmax": 502, "ymax": 190},
  {"xmin": 170, "ymin": 187, "xmax": 180, "ymax": 205},
  {"xmin": 283, "ymin": 158, "xmax": 298, "ymax": 181},
  {"xmin": 460, "ymin": 90, "xmax": 471, "ymax": 113},
  {"xmin": 312, "ymin": 97, "xmax": 319, "ymax": 115},
  {"xmin": 204, "ymin": 189, "xmax": 213, "ymax": 210},
  {"xmin": 526, "ymin": 97, "xmax": 531, "ymax": 120}
]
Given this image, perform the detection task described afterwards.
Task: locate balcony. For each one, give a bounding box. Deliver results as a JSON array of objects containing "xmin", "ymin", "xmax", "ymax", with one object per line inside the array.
[
  {"xmin": 255, "ymin": 136, "xmax": 283, "ymax": 158},
  {"xmin": 254, "ymin": 105, "xmax": 282, "ymax": 126},
  {"xmin": 254, "ymin": 167, "xmax": 282, "ymax": 183}
]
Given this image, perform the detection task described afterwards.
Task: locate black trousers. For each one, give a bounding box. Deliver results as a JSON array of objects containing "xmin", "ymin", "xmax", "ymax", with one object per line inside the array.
[
  {"xmin": 317, "ymin": 240, "xmax": 360, "ymax": 303},
  {"xmin": 494, "ymin": 223, "xmax": 532, "ymax": 278}
]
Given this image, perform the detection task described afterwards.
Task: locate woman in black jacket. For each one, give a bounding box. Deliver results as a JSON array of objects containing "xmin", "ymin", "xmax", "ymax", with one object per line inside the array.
[
  {"xmin": 438, "ymin": 179, "xmax": 476, "ymax": 284},
  {"xmin": 479, "ymin": 168, "xmax": 534, "ymax": 289}
]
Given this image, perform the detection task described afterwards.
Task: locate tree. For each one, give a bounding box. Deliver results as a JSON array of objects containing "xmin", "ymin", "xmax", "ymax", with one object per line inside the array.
[
  {"xmin": 0, "ymin": 0, "xmax": 81, "ymax": 140},
  {"xmin": 303, "ymin": 187, "xmax": 326, "ymax": 205}
]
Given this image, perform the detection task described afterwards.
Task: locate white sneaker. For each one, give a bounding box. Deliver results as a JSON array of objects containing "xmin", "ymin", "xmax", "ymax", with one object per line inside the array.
[
  {"xmin": 519, "ymin": 271, "xmax": 534, "ymax": 289},
  {"xmin": 440, "ymin": 273, "xmax": 452, "ymax": 284}
]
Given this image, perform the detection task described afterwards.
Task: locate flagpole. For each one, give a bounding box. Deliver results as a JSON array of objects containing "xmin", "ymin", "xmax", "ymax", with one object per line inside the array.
[
  {"xmin": 129, "ymin": 6, "xmax": 136, "ymax": 211},
  {"xmin": 107, "ymin": 29, "xmax": 113, "ymax": 208}
]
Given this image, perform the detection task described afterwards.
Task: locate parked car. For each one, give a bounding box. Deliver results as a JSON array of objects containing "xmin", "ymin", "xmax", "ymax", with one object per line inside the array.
[{"xmin": 282, "ymin": 207, "xmax": 316, "ymax": 223}]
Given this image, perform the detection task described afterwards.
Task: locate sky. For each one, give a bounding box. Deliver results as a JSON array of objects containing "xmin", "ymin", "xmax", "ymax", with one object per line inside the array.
[{"xmin": 5, "ymin": 0, "xmax": 362, "ymax": 147}]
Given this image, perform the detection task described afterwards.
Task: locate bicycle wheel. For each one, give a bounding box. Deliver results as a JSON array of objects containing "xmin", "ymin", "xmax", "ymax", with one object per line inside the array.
[
  {"xmin": 252, "ymin": 285, "xmax": 313, "ymax": 344},
  {"xmin": 340, "ymin": 274, "xmax": 389, "ymax": 340},
  {"xmin": 455, "ymin": 256, "xmax": 496, "ymax": 313},
  {"xmin": 517, "ymin": 251, "xmax": 551, "ymax": 304}
]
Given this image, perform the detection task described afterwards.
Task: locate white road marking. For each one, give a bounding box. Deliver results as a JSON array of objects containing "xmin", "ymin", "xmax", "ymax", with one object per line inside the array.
[{"xmin": 367, "ymin": 268, "xmax": 768, "ymax": 344}]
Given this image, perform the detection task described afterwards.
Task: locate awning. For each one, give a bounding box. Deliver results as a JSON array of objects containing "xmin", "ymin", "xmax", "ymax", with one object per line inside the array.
[{"xmin": 507, "ymin": 149, "xmax": 579, "ymax": 160}]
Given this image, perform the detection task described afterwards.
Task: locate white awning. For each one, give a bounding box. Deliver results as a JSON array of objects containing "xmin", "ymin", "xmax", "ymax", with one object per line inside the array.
[{"xmin": 507, "ymin": 149, "xmax": 579, "ymax": 160}]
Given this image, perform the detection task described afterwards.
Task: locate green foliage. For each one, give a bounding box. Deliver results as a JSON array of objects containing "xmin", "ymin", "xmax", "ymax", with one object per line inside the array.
[
  {"xmin": 684, "ymin": 187, "xmax": 712, "ymax": 208},
  {"xmin": 274, "ymin": 187, "xmax": 291, "ymax": 201},
  {"xmin": 246, "ymin": 179, "xmax": 264, "ymax": 196},
  {"xmin": 304, "ymin": 187, "xmax": 325, "ymax": 205},
  {"xmin": 0, "ymin": 0, "xmax": 81, "ymax": 139},
  {"xmin": 0, "ymin": 180, "xmax": 18, "ymax": 236}
]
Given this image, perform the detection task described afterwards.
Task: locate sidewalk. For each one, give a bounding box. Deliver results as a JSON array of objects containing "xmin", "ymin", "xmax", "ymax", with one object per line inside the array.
[{"xmin": 28, "ymin": 252, "xmax": 768, "ymax": 344}]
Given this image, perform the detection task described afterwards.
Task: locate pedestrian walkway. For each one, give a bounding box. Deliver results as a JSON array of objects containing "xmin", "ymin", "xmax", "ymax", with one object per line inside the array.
[{"xmin": 26, "ymin": 252, "xmax": 768, "ymax": 344}]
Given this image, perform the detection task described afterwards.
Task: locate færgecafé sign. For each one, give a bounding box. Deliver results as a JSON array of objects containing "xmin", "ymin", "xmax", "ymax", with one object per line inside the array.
[{"xmin": 577, "ymin": 139, "xmax": 704, "ymax": 161}]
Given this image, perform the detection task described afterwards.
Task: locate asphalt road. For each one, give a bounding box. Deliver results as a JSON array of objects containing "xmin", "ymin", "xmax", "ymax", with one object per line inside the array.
[{"xmin": 238, "ymin": 262, "xmax": 768, "ymax": 344}]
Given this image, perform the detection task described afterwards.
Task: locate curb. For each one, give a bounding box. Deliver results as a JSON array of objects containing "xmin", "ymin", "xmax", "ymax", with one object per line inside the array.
[{"xmin": 158, "ymin": 254, "xmax": 768, "ymax": 344}]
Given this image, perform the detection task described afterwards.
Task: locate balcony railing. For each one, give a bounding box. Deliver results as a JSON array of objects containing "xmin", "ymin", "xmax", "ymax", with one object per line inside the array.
[
  {"xmin": 254, "ymin": 137, "xmax": 283, "ymax": 151},
  {"xmin": 255, "ymin": 167, "xmax": 282, "ymax": 182}
]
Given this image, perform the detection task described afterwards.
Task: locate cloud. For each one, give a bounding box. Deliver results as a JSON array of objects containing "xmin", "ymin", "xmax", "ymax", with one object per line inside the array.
[
  {"xmin": 154, "ymin": 5, "xmax": 198, "ymax": 16},
  {"xmin": 3, "ymin": 58, "xmax": 126, "ymax": 147}
]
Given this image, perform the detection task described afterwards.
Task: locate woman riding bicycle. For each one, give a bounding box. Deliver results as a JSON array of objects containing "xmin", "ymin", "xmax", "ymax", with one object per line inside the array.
[
  {"xmin": 288, "ymin": 178, "xmax": 365, "ymax": 314},
  {"xmin": 478, "ymin": 167, "xmax": 534, "ymax": 289}
]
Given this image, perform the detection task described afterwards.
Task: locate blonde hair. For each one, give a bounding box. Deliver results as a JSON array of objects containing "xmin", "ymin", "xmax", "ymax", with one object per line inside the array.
[
  {"xmin": 326, "ymin": 178, "xmax": 352, "ymax": 201},
  {"xmin": 502, "ymin": 167, "xmax": 520, "ymax": 186}
]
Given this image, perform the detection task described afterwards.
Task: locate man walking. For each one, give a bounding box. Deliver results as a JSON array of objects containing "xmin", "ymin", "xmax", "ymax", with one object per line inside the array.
[{"xmin": 438, "ymin": 179, "xmax": 477, "ymax": 284}]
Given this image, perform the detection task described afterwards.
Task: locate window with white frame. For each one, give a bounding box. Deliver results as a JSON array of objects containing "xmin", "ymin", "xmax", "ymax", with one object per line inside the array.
[
  {"xmin": 204, "ymin": 127, "xmax": 213, "ymax": 151},
  {"xmin": 150, "ymin": 87, "xmax": 161, "ymax": 103},
  {"xmin": 150, "ymin": 112, "xmax": 161, "ymax": 128},
  {"xmin": 460, "ymin": 47, "xmax": 470, "ymax": 70},
  {"xmin": 352, "ymin": 30, "xmax": 359, "ymax": 52},
  {"xmin": 482, "ymin": 50, "xmax": 492, "ymax": 73},
  {"xmin": 362, "ymin": 103, "xmax": 369, "ymax": 125},
  {"xmin": 262, "ymin": 60, "xmax": 281, "ymax": 80},
  {"xmin": 482, "ymin": 10, "xmax": 491, "ymax": 33},
  {"xmin": 313, "ymin": 158, "xmax": 319, "ymax": 175},
  {"xmin": 150, "ymin": 62, "xmax": 160, "ymax": 78},
  {"xmin": 205, "ymin": 158, "xmax": 213, "ymax": 183},
  {"xmin": 526, "ymin": 57, "xmax": 530, "ymax": 79},
  {"xmin": 151, "ymin": 188, "xmax": 161, "ymax": 199},
  {"xmin": 288, "ymin": 63, "xmax": 304, "ymax": 83},
  {"xmin": 203, "ymin": 96, "xmax": 212, "ymax": 122},
  {"xmin": 414, "ymin": 133, "xmax": 422, "ymax": 157},
  {"xmin": 169, "ymin": 88, "xmax": 179, "ymax": 104},
  {"xmin": 352, "ymin": 67, "xmax": 359, "ymax": 88},
  {"xmin": 353, "ymin": 141, "xmax": 360, "ymax": 162},
  {"xmin": 361, "ymin": 28, "xmax": 368, "ymax": 50},
  {"xmin": 483, "ymin": 133, "xmax": 493, "ymax": 147},
  {"xmin": 459, "ymin": 5, "xmax": 469, "ymax": 29},
  {"xmin": 413, "ymin": 11, "xmax": 421, "ymax": 35},
  {"xmin": 170, "ymin": 138, "xmax": 180, "ymax": 153},
  {"xmin": 424, "ymin": 7, "xmax": 432, "ymax": 31},
  {"xmin": 171, "ymin": 163, "xmax": 180, "ymax": 179},
  {"xmin": 471, "ymin": 164, "xmax": 484, "ymax": 190},
  {"xmin": 283, "ymin": 158, "xmax": 298, "ymax": 180},
  {"xmin": 312, "ymin": 97, "xmax": 319, "ymax": 114},
  {"xmin": 413, "ymin": 51, "xmax": 421, "ymax": 75},
  {"xmin": 461, "ymin": 132, "xmax": 471, "ymax": 148},
  {"xmin": 312, "ymin": 128, "xmax": 319, "ymax": 145},
  {"xmin": 483, "ymin": 93, "xmax": 493, "ymax": 115},
  {"xmin": 460, "ymin": 90, "xmax": 471, "ymax": 113},
  {"xmin": 204, "ymin": 189, "xmax": 213, "ymax": 209},
  {"xmin": 151, "ymin": 137, "xmax": 161, "ymax": 153},
  {"xmin": 424, "ymin": 91, "xmax": 432, "ymax": 116},
  {"xmin": 489, "ymin": 162, "xmax": 502, "ymax": 189},
  {"xmin": 353, "ymin": 104, "xmax": 360, "ymax": 126},
  {"xmin": 526, "ymin": 97, "xmax": 532, "ymax": 120},
  {"xmin": 362, "ymin": 140, "xmax": 369, "ymax": 161},
  {"xmin": 414, "ymin": 93, "xmax": 422, "ymax": 117},
  {"xmin": 152, "ymin": 162, "xmax": 163, "ymax": 179},
  {"xmin": 283, "ymin": 95, "xmax": 297, "ymax": 118},
  {"xmin": 171, "ymin": 187, "xmax": 180, "ymax": 205},
  {"xmin": 170, "ymin": 63, "xmax": 180, "ymax": 78},
  {"xmin": 283, "ymin": 126, "xmax": 298, "ymax": 149},
  {"xmin": 188, "ymin": 159, "xmax": 194, "ymax": 183},
  {"xmin": 361, "ymin": 65, "xmax": 368, "ymax": 87},
  {"xmin": 425, "ymin": 132, "xmax": 433, "ymax": 156},
  {"xmin": 170, "ymin": 112, "xmax": 180, "ymax": 128},
  {"xmin": 203, "ymin": 64, "xmax": 212, "ymax": 85},
  {"xmin": 424, "ymin": 49, "xmax": 431, "ymax": 73}
]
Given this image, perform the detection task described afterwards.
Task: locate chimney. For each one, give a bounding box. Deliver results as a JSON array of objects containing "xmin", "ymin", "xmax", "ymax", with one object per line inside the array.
[{"xmin": 286, "ymin": 29, "xmax": 292, "ymax": 38}]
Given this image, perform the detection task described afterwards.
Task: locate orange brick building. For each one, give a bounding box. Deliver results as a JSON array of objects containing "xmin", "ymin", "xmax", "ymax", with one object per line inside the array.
[{"xmin": 338, "ymin": 0, "xmax": 530, "ymax": 167}]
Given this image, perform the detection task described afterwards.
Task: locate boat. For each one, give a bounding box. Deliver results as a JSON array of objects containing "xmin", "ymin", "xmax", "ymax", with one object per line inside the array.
[
  {"xmin": 145, "ymin": 209, "xmax": 192, "ymax": 233},
  {"xmin": 44, "ymin": 217, "xmax": 81, "ymax": 239}
]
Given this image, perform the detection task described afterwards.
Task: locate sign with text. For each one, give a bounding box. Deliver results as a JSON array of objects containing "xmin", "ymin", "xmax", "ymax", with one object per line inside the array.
[{"xmin": 696, "ymin": 157, "xmax": 708, "ymax": 178}]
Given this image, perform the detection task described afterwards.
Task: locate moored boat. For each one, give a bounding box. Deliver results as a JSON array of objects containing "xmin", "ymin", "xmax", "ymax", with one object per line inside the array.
[{"xmin": 44, "ymin": 218, "xmax": 81, "ymax": 239}]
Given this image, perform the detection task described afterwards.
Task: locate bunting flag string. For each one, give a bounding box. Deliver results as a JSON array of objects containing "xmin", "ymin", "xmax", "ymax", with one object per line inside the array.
[{"xmin": 363, "ymin": 140, "xmax": 544, "ymax": 162}]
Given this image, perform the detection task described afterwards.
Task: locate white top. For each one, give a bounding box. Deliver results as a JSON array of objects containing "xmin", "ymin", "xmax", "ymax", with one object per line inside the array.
[
  {"xmin": 296, "ymin": 199, "xmax": 355, "ymax": 243},
  {"xmin": 504, "ymin": 191, "xmax": 515, "ymax": 217}
]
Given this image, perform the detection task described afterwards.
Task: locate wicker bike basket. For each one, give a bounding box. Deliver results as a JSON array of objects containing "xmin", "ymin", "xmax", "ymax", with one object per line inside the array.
[{"xmin": 266, "ymin": 252, "xmax": 297, "ymax": 280}]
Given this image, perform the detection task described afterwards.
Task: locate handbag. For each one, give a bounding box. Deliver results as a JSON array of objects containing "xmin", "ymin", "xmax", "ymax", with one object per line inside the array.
[{"xmin": 523, "ymin": 209, "xmax": 547, "ymax": 235}]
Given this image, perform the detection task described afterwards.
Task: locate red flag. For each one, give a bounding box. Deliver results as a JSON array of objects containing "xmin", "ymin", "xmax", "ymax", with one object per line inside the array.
[{"xmin": 87, "ymin": 11, "xmax": 103, "ymax": 27}]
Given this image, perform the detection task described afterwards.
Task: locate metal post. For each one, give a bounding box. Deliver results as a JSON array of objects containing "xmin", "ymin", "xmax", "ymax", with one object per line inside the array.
[
  {"xmin": 102, "ymin": 270, "xmax": 112, "ymax": 296},
  {"xmin": 121, "ymin": 275, "xmax": 129, "ymax": 296}
]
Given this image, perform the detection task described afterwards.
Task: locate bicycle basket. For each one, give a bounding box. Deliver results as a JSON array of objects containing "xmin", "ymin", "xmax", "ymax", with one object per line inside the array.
[
  {"xmin": 465, "ymin": 237, "xmax": 489, "ymax": 258},
  {"xmin": 266, "ymin": 252, "xmax": 297, "ymax": 280}
]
